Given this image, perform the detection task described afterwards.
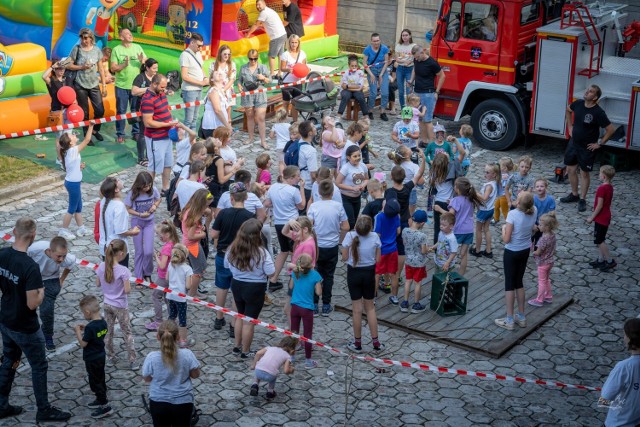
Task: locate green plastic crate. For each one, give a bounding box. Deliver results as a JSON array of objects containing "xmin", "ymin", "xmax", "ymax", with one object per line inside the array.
[{"xmin": 430, "ymin": 272, "xmax": 468, "ymax": 316}]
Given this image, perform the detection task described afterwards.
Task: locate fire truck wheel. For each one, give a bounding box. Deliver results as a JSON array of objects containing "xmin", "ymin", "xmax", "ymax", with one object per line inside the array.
[{"xmin": 470, "ymin": 98, "xmax": 521, "ymax": 151}]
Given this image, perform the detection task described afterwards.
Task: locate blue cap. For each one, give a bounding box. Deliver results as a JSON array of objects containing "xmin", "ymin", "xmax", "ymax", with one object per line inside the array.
[
  {"xmin": 384, "ymin": 198, "xmax": 401, "ymax": 217},
  {"xmin": 168, "ymin": 126, "xmax": 180, "ymax": 142},
  {"xmin": 412, "ymin": 209, "xmax": 428, "ymax": 223}
]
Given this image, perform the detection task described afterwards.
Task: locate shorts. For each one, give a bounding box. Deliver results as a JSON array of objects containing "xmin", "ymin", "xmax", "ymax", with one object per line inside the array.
[
  {"xmin": 65, "ymin": 180, "xmax": 83, "ymax": 214},
  {"xmin": 168, "ymin": 300, "xmax": 187, "ymax": 327},
  {"xmin": 476, "ymin": 209, "xmax": 494, "ymax": 223},
  {"xmin": 268, "ymin": 35, "xmax": 287, "ymax": 58},
  {"xmin": 215, "ymin": 253, "xmax": 232, "ymax": 290},
  {"xmin": 281, "ymin": 85, "xmax": 302, "ymax": 102},
  {"xmin": 321, "ymin": 154, "xmax": 339, "ymax": 170},
  {"xmin": 275, "ymin": 224, "xmax": 294, "ymax": 253},
  {"xmin": 347, "ymin": 265, "xmax": 376, "ymax": 300},
  {"xmin": 375, "ymin": 251, "xmax": 399, "ymax": 275},
  {"xmin": 187, "ymin": 245, "xmax": 207, "ymax": 275},
  {"xmin": 231, "ymin": 279, "xmax": 266, "ymax": 319},
  {"xmin": 145, "ymin": 137, "xmax": 174, "ymax": 174},
  {"xmin": 405, "ymin": 265, "xmax": 427, "ymax": 282},
  {"xmin": 594, "ymin": 222, "xmax": 608, "ymax": 245},
  {"xmin": 455, "ymin": 233, "xmax": 474, "ymax": 245},
  {"xmin": 409, "ymin": 188, "xmax": 417, "ymax": 206},
  {"xmin": 417, "ymin": 92, "xmax": 436, "ymax": 123},
  {"xmin": 241, "ymin": 92, "xmax": 267, "ymax": 109},
  {"xmin": 563, "ymin": 138, "xmax": 596, "ymax": 172}
]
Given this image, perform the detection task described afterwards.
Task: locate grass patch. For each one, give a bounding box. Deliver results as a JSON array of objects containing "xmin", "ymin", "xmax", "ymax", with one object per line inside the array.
[{"xmin": 0, "ymin": 156, "xmax": 50, "ymax": 189}]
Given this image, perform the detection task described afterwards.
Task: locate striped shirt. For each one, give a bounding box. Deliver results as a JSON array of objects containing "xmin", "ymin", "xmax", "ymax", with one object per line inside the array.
[{"xmin": 141, "ymin": 90, "xmax": 172, "ymax": 139}]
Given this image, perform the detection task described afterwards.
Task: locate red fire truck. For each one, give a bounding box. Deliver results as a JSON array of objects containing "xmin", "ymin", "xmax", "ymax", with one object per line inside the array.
[{"xmin": 430, "ymin": 0, "xmax": 640, "ymax": 150}]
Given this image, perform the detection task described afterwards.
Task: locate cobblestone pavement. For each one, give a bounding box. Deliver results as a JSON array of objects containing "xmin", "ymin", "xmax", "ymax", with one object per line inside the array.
[{"xmin": 0, "ymin": 111, "xmax": 638, "ymax": 426}]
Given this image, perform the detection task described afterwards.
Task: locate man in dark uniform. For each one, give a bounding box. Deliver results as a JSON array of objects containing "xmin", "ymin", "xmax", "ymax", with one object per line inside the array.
[
  {"xmin": 560, "ymin": 84, "xmax": 616, "ymax": 212},
  {"xmin": 0, "ymin": 218, "xmax": 71, "ymax": 422}
]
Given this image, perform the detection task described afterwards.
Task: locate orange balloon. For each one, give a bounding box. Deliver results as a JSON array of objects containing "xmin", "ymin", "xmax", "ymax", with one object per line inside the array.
[{"xmin": 292, "ymin": 63, "xmax": 310, "ymax": 78}]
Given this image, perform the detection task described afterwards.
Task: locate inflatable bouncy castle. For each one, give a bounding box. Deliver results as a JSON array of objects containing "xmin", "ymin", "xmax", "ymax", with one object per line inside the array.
[{"xmin": 0, "ymin": 0, "xmax": 338, "ymax": 136}]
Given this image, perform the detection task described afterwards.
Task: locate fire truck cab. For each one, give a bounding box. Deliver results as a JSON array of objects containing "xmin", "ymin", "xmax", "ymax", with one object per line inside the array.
[{"xmin": 430, "ymin": 0, "xmax": 640, "ymax": 151}]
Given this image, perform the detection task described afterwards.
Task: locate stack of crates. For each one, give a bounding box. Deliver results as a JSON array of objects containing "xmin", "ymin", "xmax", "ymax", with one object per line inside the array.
[{"xmin": 430, "ymin": 272, "xmax": 468, "ymax": 316}]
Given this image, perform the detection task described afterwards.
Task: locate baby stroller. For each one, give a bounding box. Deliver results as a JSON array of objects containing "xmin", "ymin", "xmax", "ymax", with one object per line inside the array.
[{"xmin": 291, "ymin": 72, "xmax": 340, "ymax": 144}]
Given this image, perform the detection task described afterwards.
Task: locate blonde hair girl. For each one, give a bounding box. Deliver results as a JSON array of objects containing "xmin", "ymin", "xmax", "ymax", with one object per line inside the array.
[
  {"xmin": 95, "ymin": 239, "xmax": 138, "ymax": 368},
  {"xmin": 166, "ymin": 244, "xmax": 194, "ymax": 348},
  {"xmin": 142, "ymin": 319, "xmax": 201, "ymax": 425}
]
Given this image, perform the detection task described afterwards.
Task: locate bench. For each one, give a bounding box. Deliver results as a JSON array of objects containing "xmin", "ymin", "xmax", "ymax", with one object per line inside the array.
[
  {"xmin": 234, "ymin": 93, "xmax": 284, "ymax": 132},
  {"xmin": 344, "ymin": 88, "xmax": 381, "ymax": 121}
]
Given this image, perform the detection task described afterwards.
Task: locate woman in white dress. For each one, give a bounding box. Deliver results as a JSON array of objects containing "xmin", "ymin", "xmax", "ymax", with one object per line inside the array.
[
  {"xmin": 209, "ymin": 44, "xmax": 237, "ymax": 122},
  {"xmin": 201, "ymin": 71, "xmax": 232, "ymax": 139}
]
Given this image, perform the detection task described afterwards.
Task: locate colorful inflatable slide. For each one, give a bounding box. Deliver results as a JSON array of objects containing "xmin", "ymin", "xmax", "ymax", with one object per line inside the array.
[{"xmin": 0, "ymin": 0, "xmax": 338, "ymax": 137}]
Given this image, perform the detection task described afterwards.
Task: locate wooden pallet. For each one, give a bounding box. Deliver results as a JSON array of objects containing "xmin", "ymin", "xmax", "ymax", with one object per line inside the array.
[{"xmin": 333, "ymin": 267, "xmax": 573, "ymax": 358}]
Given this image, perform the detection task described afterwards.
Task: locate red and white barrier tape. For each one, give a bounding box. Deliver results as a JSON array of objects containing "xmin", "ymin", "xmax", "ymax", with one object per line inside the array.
[
  {"xmin": 0, "ymin": 61, "xmax": 386, "ymax": 140},
  {"xmin": 0, "ymin": 232, "xmax": 601, "ymax": 392}
]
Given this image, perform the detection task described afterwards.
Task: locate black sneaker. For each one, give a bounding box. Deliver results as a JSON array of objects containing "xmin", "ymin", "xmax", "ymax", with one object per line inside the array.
[
  {"xmin": 87, "ymin": 399, "xmax": 102, "ymax": 409},
  {"xmin": 36, "ymin": 405, "xmax": 71, "ymax": 422},
  {"xmin": 266, "ymin": 390, "xmax": 277, "ymax": 399},
  {"xmin": 240, "ymin": 351, "xmax": 256, "ymax": 359},
  {"xmin": 600, "ymin": 259, "xmax": 617, "ymax": 272},
  {"xmin": 268, "ymin": 281, "xmax": 283, "ymax": 292},
  {"xmin": 91, "ymin": 405, "xmax": 113, "ymax": 419},
  {"xmin": 197, "ymin": 284, "xmax": 209, "ymax": 294},
  {"xmin": 93, "ymin": 132, "xmax": 104, "ymax": 142},
  {"xmin": 0, "ymin": 404, "xmax": 23, "ymax": 419},
  {"xmin": 368, "ymin": 112, "xmax": 374, "ymax": 120},
  {"xmin": 250, "ymin": 384, "xmax": 259, "ymax": 396},
  {"xmin": 45, "ymin": 336, "xmax": 56, "ymax": 352},
  {"xmin": 560, "ymin": 193, "xmax": 580, "ymax": 203},
  {"xmin": 578, "ymin": 199, "xmax": 587, "ymax": 212},
  {"xmin": 481, "ymin": 250, "xmax": 494, "ymax": 259},
  {"xmin": 380, "ymin": 112, "xmax": 388, "ymax": 121},
  {"xmin": 214, "ymin": 317, "xmax": 226, "ymax": 330},
  {"xmin": 589, "ymin": 259, "xmax": 606, "ymax": 268},
  {"xmin": 229, "ymin": 324, "xmax": 235, "ymax": 338},
  {"xmin": 232, "ymin": 346, "xmax": 242, "ymax": 354},
  {"xmin": 469, "ymin": 247, "xmax": 482, "ymax": 257}
]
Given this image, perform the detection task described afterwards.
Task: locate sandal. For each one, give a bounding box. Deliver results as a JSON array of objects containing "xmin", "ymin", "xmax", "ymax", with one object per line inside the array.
[
  {"xmin": 35, "ymin": 134, "xmax": 49, "ymax": 141},
  {"xmin": 469, "ymin": 247, "xmax": 482, "ymax": 257},
  {"xmin": 138, "ymin": 160, "xmax": 149, "ymax": 167}
]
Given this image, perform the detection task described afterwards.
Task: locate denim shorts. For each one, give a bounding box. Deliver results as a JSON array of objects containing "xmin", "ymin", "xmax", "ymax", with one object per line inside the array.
[
  {"xmin": 476, "ymin": 209, "xmax": 494, "ymax": 223},
  {"xmin": 145, "ymin": 137, "xmax": 174, "ymax": 174},
  {"xmin": 255, "ymin": 369, "xmax": 278, "ymax": 388},
  {"xmin": 417, "ymin": 92, "xmax": 436, "ymax": 122},
  {"xmin": 455, "ymin": 232, "xmax": 474, "ymax": 245},
  {"xmin": 409, "ymin": 187, "xmax": 417, "ymax": 206},
  {"xmin": 65, "ymin": 180, "xmax": 83, "ymax": 214},
  {"xmin": 215, "ymin": 253, "xmax": 232, "ymax": 290}
]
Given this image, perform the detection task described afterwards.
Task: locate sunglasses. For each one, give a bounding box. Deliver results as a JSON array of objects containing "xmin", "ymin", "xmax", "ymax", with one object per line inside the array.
[
  {"xmin": 248, "ymin": 57, "xmax": 258, "ymax": 61},
  {"xmin": 196, "ymin": 44, "xmax": 204, "ymax": 48},
  {"xmin": 81, "ymin": 35, "xmax": 92, "ymax": 39}
]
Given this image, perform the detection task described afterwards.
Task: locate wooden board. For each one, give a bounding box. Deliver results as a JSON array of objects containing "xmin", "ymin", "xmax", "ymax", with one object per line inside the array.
[{"xmin": 333, "ymin": 268, "xmax": 573, "ymax": 358}]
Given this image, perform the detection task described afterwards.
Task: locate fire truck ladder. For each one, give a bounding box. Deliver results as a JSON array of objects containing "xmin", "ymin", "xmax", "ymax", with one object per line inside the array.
[{"xmin": 560, "ymin": 2, "xmax": 602, "ymax": 77}]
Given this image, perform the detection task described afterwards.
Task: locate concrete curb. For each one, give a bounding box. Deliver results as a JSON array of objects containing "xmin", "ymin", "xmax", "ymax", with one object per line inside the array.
[{"xmin": 0, "ymin": 171, "xmax": 65, "ymax": 203}]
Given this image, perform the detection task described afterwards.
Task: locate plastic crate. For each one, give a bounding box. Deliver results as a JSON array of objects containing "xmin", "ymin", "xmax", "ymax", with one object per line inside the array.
[
  {"xmin": 598, "ymin": 150, "xmax": 630, "ymax": 172},
  {"xmin": 430, "ymin": 272, "xmax": 468, "ymax": 316}
]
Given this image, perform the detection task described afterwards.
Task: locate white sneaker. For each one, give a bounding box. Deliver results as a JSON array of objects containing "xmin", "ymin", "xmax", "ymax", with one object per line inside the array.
[
  {"xmin": 76, "ymin": 226, "xmax": 89, "ymax": 237},
  {"xmin": 58, "ymin": 229, "xmax": 76, "ymax": 240}
]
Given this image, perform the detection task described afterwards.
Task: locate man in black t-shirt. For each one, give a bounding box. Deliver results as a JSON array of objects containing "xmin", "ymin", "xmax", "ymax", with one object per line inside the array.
[
  {"xmin": 283, "ymin": 0, "xmax": 305, "ymax": 38},
  {"xmin": 409, "ymin": 44, "xmax": 446, "ymax": 143},
  {"xmin": 0, "ymin": 218, "xmax": 71, "ymax": 422},
  {"xmin": 561, "ymin": 84, "xmax": 616, "ymax": 212},
  {"xmin": 211, "ymin": 183, "xmax": 256, "ymax": 331}
]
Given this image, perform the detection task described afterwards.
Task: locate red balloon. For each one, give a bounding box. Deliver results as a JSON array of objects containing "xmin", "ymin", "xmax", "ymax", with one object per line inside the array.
[
  {"xmin": 292, "ymin": 63, "xmax": 310, "ymax": 78},
  {"xmin": 65, "ymin": 104, "xmax": 84, "ymax": 123},
  {"xmin": 57, "ymin": 86, "xmax": 76, "ymax": 106}
]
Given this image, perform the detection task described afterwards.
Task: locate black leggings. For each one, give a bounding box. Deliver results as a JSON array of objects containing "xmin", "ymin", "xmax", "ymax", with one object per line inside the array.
[
  {"xmin": 503, "ymin": 248, "xmax": 530, "ymax": 291},
  {"xmin": 149, "ymin": 400, "xmax": 193, "ymax": 427},
  {"xmin": 341, "ymin": 193, "xmax": 362, "ymax": 230}
]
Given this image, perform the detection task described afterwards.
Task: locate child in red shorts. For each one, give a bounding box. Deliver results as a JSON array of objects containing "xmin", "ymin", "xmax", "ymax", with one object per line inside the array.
[
  {"xmin": 400, "ymin": 209, "xmax": 429, "ymax": 313},
  {"xmin": 374, "ymin": 199, "xmax": 401, "ymax": 304}
]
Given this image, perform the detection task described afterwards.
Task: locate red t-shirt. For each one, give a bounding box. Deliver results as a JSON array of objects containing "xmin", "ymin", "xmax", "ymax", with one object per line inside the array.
[
  {"xmin": 593, "ymin": 183, "xmax": 613, "ymax": 226},
  {"xmin": 141, "ymin": 90, "xmax": 172, "ymax": 139}
]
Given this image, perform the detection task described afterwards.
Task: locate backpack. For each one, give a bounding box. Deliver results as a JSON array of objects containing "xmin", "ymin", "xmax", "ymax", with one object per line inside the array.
[
  {"xmin": 166, "ymin": 164, "xmax": 189, "ymax": 228},
  {"xmin": 283, "ymin": 140, "xmax": 309, "ymax": 171}
]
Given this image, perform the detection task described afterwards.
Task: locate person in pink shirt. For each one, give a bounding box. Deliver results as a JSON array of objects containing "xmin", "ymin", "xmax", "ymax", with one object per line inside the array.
[
  {"xmin": 249, "ymin": 337, "xmax": 297, "ymax": 399},
  {"xmin": 146, "ymin": 220, "xmax": 180, "ymax": 331},
  {"xmin": 282, "ymin": 216, "xmax": 317, "ymax": 317},
  {"xmin": 95, "ymin": 239, "xmax": 138, "ymax": 369},
  {"xmin": 320, "ymin": 116, "xmax": 345, "ymax": 177},
  {"xmin": 255, "ymin": 153, "xmax": 272, "ymax": 187}
]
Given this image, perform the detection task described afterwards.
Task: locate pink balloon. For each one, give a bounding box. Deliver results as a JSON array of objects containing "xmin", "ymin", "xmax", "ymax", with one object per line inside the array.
[
  {"xmin": 65, "ymin": 104, "xmax": 84, "ymax": 123},
  {"xmin": 292, "ymin": 63, "xmax": 310, "ymax": 78},
  {"xmin": 57, "ymin": 86, "xmax": 76, "ymax": 106}
]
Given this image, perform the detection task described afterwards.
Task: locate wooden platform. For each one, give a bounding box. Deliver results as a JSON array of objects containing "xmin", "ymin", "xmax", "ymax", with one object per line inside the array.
[{"xmin": 333, "ymin": 267, "xmax": 573, "ymax": 358}]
